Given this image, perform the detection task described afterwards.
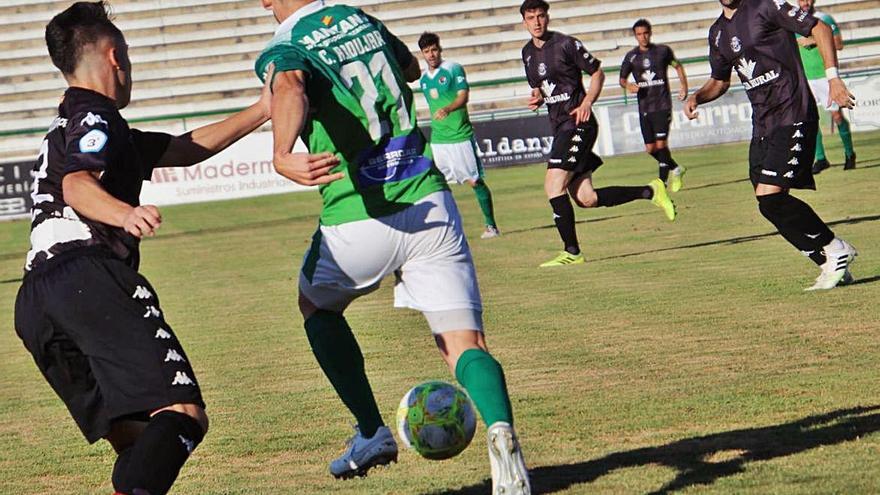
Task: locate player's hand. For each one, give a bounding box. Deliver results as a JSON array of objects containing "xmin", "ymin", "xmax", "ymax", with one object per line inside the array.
[
  {"xmin": 626, "ymin": 82, "xmax": 640, "ymax": 94},
  {"xmin": 527, "ymin": 94, "xmax": 544, "ymax": 111},
  {"xmin": 678, "ymin": 86, "xmax": 688, "ymax": 101},
  {"xmin": 257, "ymin": 63, "xmax": 275, "ymax": 119},
  {"xmin": 569, "ymin": 101, "xmax": 592, "ymax": 125},
  {"xmin": 434, "ymin": 108, "xmax": 448, "ymax": 120},
  {"xmin": 123, "ymin": 205, "xmax": 162, "ymax": 238},
  {"xmin": 797, "ymin": 36, "xmax": 816, "ymax": 48},
  {"xmin": 273, "ymin": 152, "xmax": 343, "ymax": 186},
  {"xmin": 828, "ymin": 78, "xmax": 855, "ymax": 109},
  {"xmin": 684, "ymin": 95, "xmax": 699, "ymax": 120}
]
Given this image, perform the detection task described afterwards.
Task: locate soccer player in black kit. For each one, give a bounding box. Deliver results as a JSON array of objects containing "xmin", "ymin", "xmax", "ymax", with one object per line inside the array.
[
  {"xmin": 14, "ymin": 3, "xmax": 273, "ymax": 494},
  {"xmin": 519, "ymin": 0, "xmax": 677, "ymax": 268},
  {"xmin": 685, "ymin": 0, "xmax": 857, "ymax": 290},
  {"xmin": 620, "ymin": 19, "xmax": 689, "ymax": 192}
]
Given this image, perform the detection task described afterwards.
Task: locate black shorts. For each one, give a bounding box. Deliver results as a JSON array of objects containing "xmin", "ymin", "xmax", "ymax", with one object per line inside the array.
[
  {"xmin": 639, "ymin": 110, "xmax": 672, "ymax": 144},
  {"xmin": 749, "ymin": 121, "xmax": 818, "ymax": 190},
  {"xmin": 14, "ymin": 251, "xmax": 204, "ymax": 443},
  {"xmin": 548, "ymin": 117, "xmax": 603, "ymax": 175}
]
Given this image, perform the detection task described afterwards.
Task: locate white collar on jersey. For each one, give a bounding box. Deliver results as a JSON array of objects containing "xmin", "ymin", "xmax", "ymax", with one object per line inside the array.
[
  {"xmin": 425, "ymin": 60, "xmax": 453, "ymax": 79},
  {"xmin": 275, "ymin": 0, "xmax": 326, "ymax": 37}
]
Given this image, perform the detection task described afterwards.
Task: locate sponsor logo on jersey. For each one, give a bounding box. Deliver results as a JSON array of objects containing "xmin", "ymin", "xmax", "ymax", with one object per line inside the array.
[
  {"xmin": 538, "ymin": 63, "xmax": 547, "ymax": 76},
  {"xmin": 737, "ymin": 58, "xmax": 780, "ymax": 90},
  {"xmin": 730, "ymin": 36, "xmax": 742, "ymax": 53},
  {"xmin": 172, "ymin": 371, "xmax": 195, "ymax": 386},
  {"xmin": 321, "ymin": 15, "xmax": 334, "ymax": 26},
  {"xmin": 80, "ymin": 112, "xmax": 108, "ymax": 127},
  {"xmin": 297, "ymin": 12, "xmax": 369, "ymax": 50},
  {"xmin": 638, "ymin": 69, "xmax": 665, "ymax": 88},
  {"xmin": 540, "ymin": 80, "xmax": 571, "ymax": 104},
  {"xmin": 79, "ymin": 129, "xmax": 108, "ymax": 153}
]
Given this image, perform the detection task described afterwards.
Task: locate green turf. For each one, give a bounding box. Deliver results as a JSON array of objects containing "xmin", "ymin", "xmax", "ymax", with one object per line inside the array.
[{"xmin": 1, "ymin": 131, "xmax": 879, "ymax": 494}]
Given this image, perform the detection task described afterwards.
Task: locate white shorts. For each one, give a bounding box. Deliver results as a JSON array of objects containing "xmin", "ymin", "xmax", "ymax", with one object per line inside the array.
[
  {"xmin": 431, "ymin": 138, "xmax": 484, "ymax": 184},
  {"xmin": 809, "ymin": 78, "xmax": 838, "ymax": 111},
  {"xmin": 298, "ymin": 190, "xmax": 482, "ymax": 333}
]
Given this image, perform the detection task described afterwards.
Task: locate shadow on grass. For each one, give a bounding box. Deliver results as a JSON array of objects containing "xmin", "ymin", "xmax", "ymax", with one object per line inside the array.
[
  {"xmin": 593, "ymin": 213, "xmax": 880, "ymax": 262},
  {"xmin": 849, "ymin": 274, "xmax": 880, "ymax": 286},
  {"xmin": 430, "ymin": 405, "xmax": 880, "ymax": 495}
]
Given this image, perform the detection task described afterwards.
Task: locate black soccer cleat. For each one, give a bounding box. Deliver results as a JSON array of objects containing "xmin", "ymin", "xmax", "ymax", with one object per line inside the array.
[
  {"xmin": 811, "ymin": 159, "xmax": 830, "ymax": 174},
  {"xmin": 844, "ymin": 153, "xmax": 856, "ymax": 170}
]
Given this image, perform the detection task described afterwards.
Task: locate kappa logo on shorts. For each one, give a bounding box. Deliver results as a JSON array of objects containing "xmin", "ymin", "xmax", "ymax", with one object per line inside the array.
[
  {"xmin": 571, "ymin": 134, "xmax": 583, "ymax": 143},
  {"xmin": 791, "ymin": 143, "xmax": 802, "ymax": 151},
  {"xmin": 164, "ymin": 349, "xmax": 186, "ymax": 363},
  {"xmin": 179, "ymin": 435, "xmax": 195, "ymax": 454},
  {"xmin": 569, "ymin": 145, "xmax": 579, "ymax": 152},
  {"xmin": 567, "ymin": 156, "xmax": 577, "ymax": 163},
  {"xmin": 784, "ymin": 171, "xmax": 795, "ymax": 178},
  {"xmin": 172, "ymin": 371, "xmax": 195, "ymax": 386},
  {"xmin": 155, "ymin": 328, "xmax": 172, "ymax": 339},
  {"xmin": 143, "ymin": 305, "xmax": 161, "ymax": 318},
  {"xmin": 788, "ymin": 157, "xmax": 799, "ymax": 165},
  {"xmin": 793, "ymin": 130, "xmax": 804, "ymax": 138},
  {"xmin": 132, "ymin": 285, "xmax": 153, "ymax": 300}
]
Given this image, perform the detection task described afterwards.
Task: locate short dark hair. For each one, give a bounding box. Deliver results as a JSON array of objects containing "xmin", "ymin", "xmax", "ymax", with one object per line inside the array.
[
  {"xmin": 632, "ymin": 18, "xmax": 652, "ymax": 32},
  {"xmin": 418, "ymin": 32, "xmax": 440, "ymax": 50},
  {"xmin": 45, "ymin": 1, "xmax": 123, "ymax": 75},
  {"xmin": 520, "ymin": 0, "xmax": 550, "ymax": 17}
]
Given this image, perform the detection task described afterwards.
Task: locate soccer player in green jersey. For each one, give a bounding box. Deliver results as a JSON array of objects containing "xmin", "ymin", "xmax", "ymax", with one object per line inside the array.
[
  {"xmin": 796, "ymin": 0, "xmax": 856, "ymax": 172},
  {"xmin": 418, "ymin": 32, "xmax": 500, "ymax": 239},
  {"xmin": 256, "ymin": 1, "xmax": 530, "ymax": 492}
]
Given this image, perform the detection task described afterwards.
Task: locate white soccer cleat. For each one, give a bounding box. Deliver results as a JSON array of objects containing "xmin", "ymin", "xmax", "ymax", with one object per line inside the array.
[
  {"xmin": 329, "ymin": 425, "xmax": 398, "ymax": 479},
  {"xmin": 487, "ymin": 422, "xmax": 530, "ymax": 495},
  {"xmin": 805, "ymin": 238, "xmax": 858, "ymax": 291},
  {"xmin": 481, "ymin": 225, "xmax": 501, "ymax": 239}
]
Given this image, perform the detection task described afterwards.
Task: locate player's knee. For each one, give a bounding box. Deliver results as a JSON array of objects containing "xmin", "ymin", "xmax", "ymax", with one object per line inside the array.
[
  {"xmin": 298, "ymin": 292, "xmax": 318, "ymax": 320},
  {"xmin": 645, "ymin": 143, "xmax": 656, "ymax": 154},
  {"xmin": 153, "ymin": 403, "xmax": 208, "ymax": 435},
  {"xmin": 573, "ymin": 189, "xmax": 598, "ymax": 208}
]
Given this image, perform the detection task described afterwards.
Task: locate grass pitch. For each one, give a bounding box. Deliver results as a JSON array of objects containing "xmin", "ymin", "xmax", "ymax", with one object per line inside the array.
[{"xmin": 1, "ymin": 131, "xmax": 879, "ymax": 494}]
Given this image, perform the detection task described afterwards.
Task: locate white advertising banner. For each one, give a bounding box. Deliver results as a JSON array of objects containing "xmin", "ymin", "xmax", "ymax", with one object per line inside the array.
[
  {"xmin": 140, "ymin": 132, "xmax": 311, "ymax": 206},
  {"xmin": 847, "ymin": 74, "xmax": 880, "ymax": 131}
]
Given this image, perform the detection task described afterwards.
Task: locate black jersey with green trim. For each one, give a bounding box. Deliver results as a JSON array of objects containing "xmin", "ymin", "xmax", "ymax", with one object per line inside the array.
[
  {"xmin": 708, "ymin": 0, "xmax": 819, "ymax": 137},
  {"xmin": 620, "ymin": 44, "xmax": 676, "ymax": 114},
  {"xmin": 522, "ymin": 32, "xmax": 601, "ymax": 133},
  {"xmin": 24, "ymin": 87, "xmax": 171, "ymax": 273}
]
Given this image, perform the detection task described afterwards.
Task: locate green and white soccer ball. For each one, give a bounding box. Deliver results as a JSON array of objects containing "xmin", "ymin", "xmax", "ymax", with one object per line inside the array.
[{"xmin": 396, "ymin": 381, "xmax": 477, "ymax": 460}]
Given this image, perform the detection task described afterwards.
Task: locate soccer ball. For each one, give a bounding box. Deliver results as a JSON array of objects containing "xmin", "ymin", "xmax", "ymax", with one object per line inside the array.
[{"xmin": 396, "ymin": 381, "xmax": 477, "ymax": 460}]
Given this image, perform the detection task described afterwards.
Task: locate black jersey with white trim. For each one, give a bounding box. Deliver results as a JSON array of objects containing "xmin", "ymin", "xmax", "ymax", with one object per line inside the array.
[
  {"xmin": 708, "ymin": 0, "xmax": 819, "ymax": 137},
  {"xmin": 620, "ymin": 44, "xmax": 676, "ymax": 114},
  {"xmin": 24, "ymin": 87, "xmax": 171, "ymax": 273},
  {"xmin": 522, "ymin": 31, "xmax": 602, "ymax": 133}
]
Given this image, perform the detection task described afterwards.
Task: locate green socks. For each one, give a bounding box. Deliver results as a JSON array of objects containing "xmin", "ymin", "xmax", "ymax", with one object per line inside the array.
[
  {"xmin": 473, "ymin": 179, "xmax": 497, "ymax": 228},
  {"xmin": 838, "ymin": 118, "xmax": 854, "ymax": 158},
  {"xmin": 305, "ymin": 310, "xmax": 383, "ymax": 438},
  {"xmin": 455, "ymin": 348, "xmax": 514, "ymax": 426},
  {"xmin": 815, "ymin": 127, "xmax": 826, "ymax": 161}
]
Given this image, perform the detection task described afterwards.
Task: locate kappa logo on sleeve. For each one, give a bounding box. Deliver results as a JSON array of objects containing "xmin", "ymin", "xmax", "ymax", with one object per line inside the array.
[
  {"xmin": 80, "ymin": 112, "xmax": 108, "ymax": 127},
  {"xmin": 79, "ymin": 129, "xmax": 108, "ymax": 153}
]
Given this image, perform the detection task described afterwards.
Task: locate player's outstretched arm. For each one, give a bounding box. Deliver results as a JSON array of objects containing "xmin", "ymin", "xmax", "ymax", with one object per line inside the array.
[
  {"xmin": 154, "ymin": 65, "xmax": 275, "ymax": 168},
  {"xmin": 684, "ymin": 78, "xmax": 729, "ymax": 120},
  {"xmin": 63, "ymin": 171, "xmax": 162, "ymax": 238},
  {"xmin": 811, "ymin": 20, "xmax": 855, "ymax": 109},
  {"xmin": 271, "ymin": 69, "xmax": 342, "ymax": 186}
]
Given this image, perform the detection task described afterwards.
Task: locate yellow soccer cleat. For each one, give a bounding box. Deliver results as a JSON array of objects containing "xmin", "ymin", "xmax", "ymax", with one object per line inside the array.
[
  {"xmin": 649, "ymin": 178, "xmax": 676, "ymax": 222},
  {"xmin": 539, "ymin": 251, "xmax": 585, "ymax": 267},
  {"xmin": 669, "ymin": 165, "xmax": 686, "ymax": 193}
]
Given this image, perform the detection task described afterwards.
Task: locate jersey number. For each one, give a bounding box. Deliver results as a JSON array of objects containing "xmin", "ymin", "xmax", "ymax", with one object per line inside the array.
[{"xmin": 340, "ymin": 52, "xmax": 412, "ymax": 140}]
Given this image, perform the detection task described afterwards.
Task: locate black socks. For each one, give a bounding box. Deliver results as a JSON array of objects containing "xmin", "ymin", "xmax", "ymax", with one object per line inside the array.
[
  {"xmin": 549, "ymin": 195, "xmax": 579, "ymax": 254},
  {"xmin": 596, "ymin": 186, "xmax": 652, "ymax": 207},
  {"xmin": 757, "ymin": 192, "xmax": 834, "ymax": 265},
  {"xmin": 651, "ymin": 148, "xmax": 679, "ymax": 182},
  {"xmin": 113, "ymin": 411, "xmax": 205, "ymax": 495}
]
